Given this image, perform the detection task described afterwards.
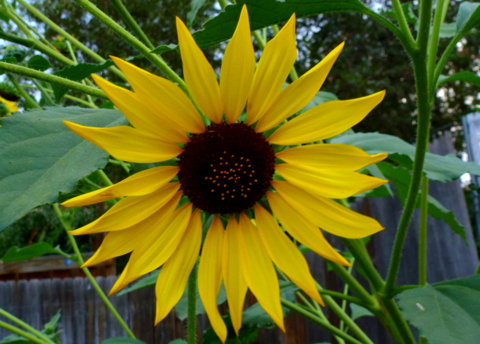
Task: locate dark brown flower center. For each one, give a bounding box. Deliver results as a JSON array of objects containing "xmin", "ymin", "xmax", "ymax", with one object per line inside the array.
[{"xmin": 178, "ymin": 122, "xmax": 275, "ymax": 214}]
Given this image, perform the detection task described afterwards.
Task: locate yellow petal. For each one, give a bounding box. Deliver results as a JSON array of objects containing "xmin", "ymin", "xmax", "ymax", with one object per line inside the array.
[
  {"xmin": 111, "ymin": 57, "xmax": 205, "ymax": 134},
  {"xmin": 198, "ymin": 216, "xmax": 227, "ymax": 342},
  {"xmin": 82, "ymin": 192, "xmax": 182, "ymax": 268},
  {"xmin": 63, "ymin": 121, "xmax": 182, "ymax": 163},
  {"xmin": 220, "ymin": 6, "xmax": 255, "ymax": 123},
  {"xmin": 91, "ymin": 74, "xmax": 188, "ymax": 143},
  {"xmin": 155, "ymin": 209, "xmax": 202, "ymax": 324},
  {"xmin": 110, "ymin": 203, "xmax": 192, "ymax": 295},
  {"xmin": 238, "ymin": 213, "xmax": 285, "ymax": 331},
  {"xmin": 275, "ymin": 163, "xmax": 387, "ymax": 199},
  {"xmin": 62, "ymin": 166, "xmax": 179, "ymax": 207},
  {"xmin": 222, "ymin": 218, "xmax": 248, "ymax": 335},
  {"xmin": 247, "ymin": 14, "xmax": 297, "ymax": 125},
  {"xmin": 272, "ymin": 181, "xmax": 384, "ymax": 238},
  {"xmin": 268, "ymin": 91, "xmax": 386, "ymax": 145},
  {"xmin": 276, "ymin": 144, "xmax": 387, "ymax": 171},
  {"xmin": 256, "ymin": 42, "xmax": 344, "ymax": 132},
  {"xmin": 267, "ymin": 191, "xmax": 350, "ymax": 266},
  {"xmin": 70, "ymin": 183, "xmax": 180, "ymax": 235},
  {"xmin": 254, "ymin": 205, "xmax": 323, "ymax": 305},
  {"xmin": 176, "ymin": 18, "xmax": 223, "ymax": 123}
]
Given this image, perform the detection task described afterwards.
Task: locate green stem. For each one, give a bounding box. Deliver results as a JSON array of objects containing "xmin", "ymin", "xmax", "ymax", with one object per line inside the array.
[
  {"xmin": 217, "ymin": 0, "xmax": 228, "ymax": 9},
  {"xmin": 187, "ymin": 263, "xmax": 198, "ymax": 344},
  {"xmin": 426, "ymin": 0, "xmax": 449, "ymax": 94},
  {"xmin": 280, "ymin": 299, "xmax": 364, "ymax": 344},
  {"xmin": 317, "ymin": 287, "xmax": 374, "ymax": 344},
  {"xmin": 72, "ymin": 0, "xmax": 186, "ymax": 90},
  {"xmin": 0, "ymin": 309, "xmax": 55, "ymax": 344},
  {"xmin": 52, "ymin": 203, "xmax": 136, "ymax": 339},
  {"xmin": 381, "ymin": 298, "xmax": 416, "ymax": 344},
  {"xmin": 21, "ymin": 84, "xmax": 99, "ymax": 107},
  {"xmin": 419, "ymin": 174, "xmax": 429, "ymax": 285},
  {"xmin": 65, "ymin": 40, "xmax": 95, "ymax": 106},
  {"xmin": 384, "ymin": 0, "xmax": 433, "ymax": 297},
  {"xmin": 7, "ymin": 73, "xmax": 40, "ymax": 108},
  {"xmin": 15, "ymin": 0, "xmax": 125, "ymax": 80},
  {"xmin": 341, "ymin": 239, "xmax": 384, "ymax": 292},
  {"xmin": 0, "ymin": 62, "xmax": 108, "ymax": 100},
  {"xmin": 328, "ymin": 261, "xmax": 377, "ymax": 306},
  {"xmin": 110, "ymin": 0, "xmax": 154, "ymax": 49},
  {"xmin": 252, "ymin": 30, "xmax": 266, "ymax": 50},
  {"xmin": 390, "ymin": 0, "xmax": 416, "ymax": 49},
  {"xmin": 317, "ymin": 289, "xmax": 364, "ymax": 306},
  {"xmin": 0, "ymin": 321, "xmax": 51, "ymax": 344},
  {"xmin": 31, "ymin": 80, "xmax": 54, "ymax": 106},
  {"xmin": 96, "ymin": 169, "xmax": 114, "ymax": 186}
]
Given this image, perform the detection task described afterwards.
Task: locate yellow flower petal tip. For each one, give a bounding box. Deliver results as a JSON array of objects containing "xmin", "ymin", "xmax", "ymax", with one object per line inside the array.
[{"xmin": 62, "ymin": 7, "xmax": 387, "ymax": 340}]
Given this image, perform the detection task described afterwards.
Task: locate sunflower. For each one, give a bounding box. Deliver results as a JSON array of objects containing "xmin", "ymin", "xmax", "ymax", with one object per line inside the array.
[
  {"xmin": 0, "ymin": 96, "xmax": 19, "ymax": 117},
  {"xmin": 62, "ymin": 6, "xmax": 387, "ymax": 342}
]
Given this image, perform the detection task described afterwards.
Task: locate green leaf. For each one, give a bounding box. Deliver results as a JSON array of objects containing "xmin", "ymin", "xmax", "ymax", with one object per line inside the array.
[
  {"xmin": 117, "ymin": 270, "xmax": 159, "ymax": 296},
  {"xmin": 350, "ymin": 303, "xmax": 373, "ymax": 321},
  {"xmin": 456, "ymin": 2, "xmax": 480, "ymax": 32},
  {"xmin": 52, "ymin": 61, "xmax": 114, "ymax": 102},
  {"xmin": 26, "ymin": 55, "xmax": 52, "ymax": 71},
  {"xmin": 1, "ymin": 243, "xmax": 66, "ymax": 262},
  {"xmin": 377, "ymin": 162, "xmax": 467, "ymax": 243},
  {"xmin": 193, "ymin": 0, "xmax": 393, "ymax": 48},
  {"xmin": 397, "ymin": 275, "xmax": 480, "ymax": 344},
  {"xmin": 437, "ymin": 71, "xmax": 480, "ymax": 88},
  {"xmin": 43, "ymin": 310, "xmax": 61, "ymax": 334},
  {"xmin": 100, "ymin": 338, "xmax": 147, "ymax": 344},
  {"xmin": 439, "ymin": 22, "xmax": 456, "ymax": 38},
  {"xmin": 150, "ymin": 44, "xmax": 177, "ymax": 54},
  {"xmin": 0, "ymin": 106, "xmax": 126, "ymax": 231},
  {"xmin": 187, "ymin": 0, "xmax": 207, "ymax": 27},
  {"xmin": 168, "ymin": 340, "xmax": 188, "ymax": 344},
  {"xmin": 331, "ymin": 132, "xmax": 480, "ymax": 182}
]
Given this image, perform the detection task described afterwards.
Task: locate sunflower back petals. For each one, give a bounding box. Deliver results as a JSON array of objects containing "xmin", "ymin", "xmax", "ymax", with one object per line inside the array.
[
  {"xmin": 220, "ymin": 6, "xmax": 255, "ymax": 124},
  {"xmin": 176, "ymin": 18, "xmax": 223, "ymax": 123},
  {"xmin": 246, "ymin": 14, "xmax": 297, "ymax": 125},
  {"xmin": 198, "ymin": 216, "xmax": 227, "ymax": 342},
  {"xmin": 155, "ymin": 210, "xmax": 202, "ymax": 324},
  {"xmin": 268, "ymin": 91, "xmax": 386, "ymax": 145},
  {"xmin": 256, "ymin": 42, "xmax": 344, "ymax": 132},
  {"xmin": 267, "ymin": 191, "xmax": 351, "ymax": 266},
  {"xmin": 238, "ymin": 214, "xmax": 285, "ymax": 331},
  {"xmin": 254, "ymin": 205, "xmax": 323, "ymax": 305},
  {"xmin": 222, "ymin": 218, "xmax": 248, "ymax": 335}
]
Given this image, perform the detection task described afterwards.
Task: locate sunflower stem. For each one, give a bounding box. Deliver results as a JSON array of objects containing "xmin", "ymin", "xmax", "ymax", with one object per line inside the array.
[
  {"xmin": 0, "ymin": 320, "xmax": 51, "ymax": 344},
  {"xmin": 0, "ymin": 309, "xmax": 56, "ymax": 344},
  {"xmin": 418, "ymin": 174, "xmax": 429, "ymax": 285},
  {"xmin": 31, "ymin": 80, "xmax": 55, "ymax": 106},
  {"xmin": 280, "ymin": 298, "xmax": 364, "ymax": 344},
  {"xmin": 14, "ymin": 0, "xmax": 125, "ymax": 80},
  {"xmin": 0, "ymin": 62, "xmax": 108, "ymax": 100},
  {"xmin": 187, "ymin": 262, "xmax": 198, "ymax": 344},
  {"xmin": 110, "ymin": 0, "xmax": 155, "ymax": 49},
  {"xmin": 384, "ymin": 0, "xmax": 433, "ymax": 298},
  {"xmin": 52, "ymin": 203, "xmax": 136, "ymax": 339},
  {"xmin": 390, "ymin": 0, "xmax": 416, "ymax": 49},
  {"xmin": 7, "ymin": 73, "xmax": 40, "ymax": 108},
  {"xmin": 72, "ymin": 0, "xmax": 186, "ymax": 91}
]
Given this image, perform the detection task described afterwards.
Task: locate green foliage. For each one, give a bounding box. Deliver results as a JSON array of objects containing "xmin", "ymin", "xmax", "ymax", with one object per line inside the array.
[
  {"xmin": 0, "ymin": 106, "xmax": 126, "ymax": 232},
  {"xmin": 0, "ymin": 242, "xmax": 67, "ymax": 262},
  {"xmin": 397, "ymin": 275, "xmax": 480, "ymax": 344},
  {"xmin": 0, "ymin": 311, "xmax": 61, "ymax": 343},
  {"xmin": 332, "ymin": 132, "xmax": 480, "ymax": 182}
]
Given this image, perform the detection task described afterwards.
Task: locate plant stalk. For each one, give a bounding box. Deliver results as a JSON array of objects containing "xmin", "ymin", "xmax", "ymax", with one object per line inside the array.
[{"xmin": 187, "ymin": 263, "xmax": 198, "ymax": 344}]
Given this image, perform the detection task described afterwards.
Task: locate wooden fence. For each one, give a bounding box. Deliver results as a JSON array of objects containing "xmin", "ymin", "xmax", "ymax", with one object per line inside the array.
[{"xmin": 1, "ymin": 132, "xmax": 478, "ymax": 344}]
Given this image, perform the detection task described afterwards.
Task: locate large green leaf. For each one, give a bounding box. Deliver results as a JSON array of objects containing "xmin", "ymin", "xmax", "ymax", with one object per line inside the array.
[
  {"xmin": 377, "ymin": 162, "xmax": 467, "ymax": 243},
  {"xmin": 456, "ymin": 1, "xmax": 480, "ymax": 33},
  {"xmin": 1, "ymin": 242, "xmax": 67, "ymax": 262},
  {"xmin": 0, "ymin": 106, "xmax": 126, "ymax": 231},
  {"xmin": 331, "ymin": 132, "xmax": 480, "ymax": 182},
  {"xmin": 397, "ymin": 275, "xmax": 480, "ymax": 344},
  {"xmin": 193, "ymin": 0, "xmax": 394, "ymax": 47},
  {"xmin": 437, "ymin": 71, "xmax": 480, "ymax": 88}
]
